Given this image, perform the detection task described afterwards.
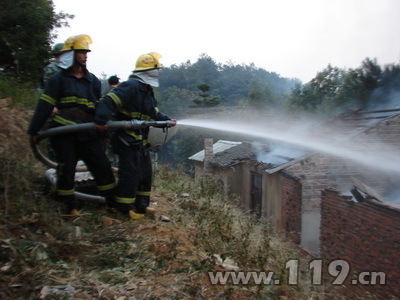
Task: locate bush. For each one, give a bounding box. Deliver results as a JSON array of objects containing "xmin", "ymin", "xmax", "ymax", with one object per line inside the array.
[{"xmin": 0, "ymin": 72, "xmax": 39, "ymax": 108}]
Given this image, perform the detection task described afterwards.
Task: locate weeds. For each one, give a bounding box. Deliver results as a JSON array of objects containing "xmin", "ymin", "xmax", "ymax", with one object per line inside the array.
[
  {"xmin": 0, "ymin": 73, "xmax": 39, "ymax": 108},
  {"xmin": 153, "ymin": 165, "xmax": 192, "ymax": 194},
  {"xmin": 0, "ymin": 120, "xmax": 44, "ymax": 216},
  {"xmin": 0, "ymin": 125, "xmax": 330, "ymax": 298},
  {"xmin": 154, "ymin": 166, "xmax": 330, "ymax": 298},
  {"xmin": 0, "ymin": 77, "xmax": 44, "ymax": 217},
  {"xmin": 0, "ymin": 159, "xmax": 331, "ymax": 299}
]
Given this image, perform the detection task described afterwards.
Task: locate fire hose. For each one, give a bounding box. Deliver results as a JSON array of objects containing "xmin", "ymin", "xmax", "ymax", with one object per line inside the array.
[
  {"xmin": 30, "ymin": 119, "xmax": 172, "ymax": 169},
  {"xmin": 31, "ymin": 119, "xmax": 173, "ymax": 203}
]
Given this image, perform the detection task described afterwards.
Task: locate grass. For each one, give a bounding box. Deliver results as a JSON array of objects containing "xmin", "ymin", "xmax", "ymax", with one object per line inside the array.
[
  {"xmin": 0, "ymin": 154, "xmax": 335, "ymax": 299},
  {"xmin": 0, "ymin": 72, "xmax": 40, "ymax": 108},
  {"xmin": 0, "ymin": 78, "xmax": 346, "ymax": 299},
  {"xmin": 153, "ymin": 166, "xmax": 329, "ymax": 298}
]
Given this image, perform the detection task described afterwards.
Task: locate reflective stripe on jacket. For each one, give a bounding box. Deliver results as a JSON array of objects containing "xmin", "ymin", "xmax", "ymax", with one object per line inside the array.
[
  {"xmin": 95, "ymin": 75, "xmax": 169, "ymax": 146},
  {"xmin": 28, "ymin": 68, "xmax": 101, "ymax": 136}
]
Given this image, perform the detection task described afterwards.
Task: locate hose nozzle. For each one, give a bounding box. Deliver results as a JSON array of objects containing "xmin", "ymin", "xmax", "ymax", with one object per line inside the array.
[{"xmin": 129, "ymin": 119, "xmax": 172, "ymax": 129}]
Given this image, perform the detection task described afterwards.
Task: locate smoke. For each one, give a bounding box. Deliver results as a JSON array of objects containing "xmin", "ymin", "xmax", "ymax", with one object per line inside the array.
[
  {"xmin": 367, "ymin": 83, "xmax": 400, "ymax": 111},
  {"xmin": 384, "ymin": 188, "xmax": 400, "ymax": 204},
  {"xmin": 253, "ymin": 141, "xmax": 308, "ymax": 165},
  {"xmin": 179, "ymin": 108, "xmax": 400, "ymax": 206},
  {"xmin": 179, "ymin": 116, "xmax": 400, "ymax": 174}
]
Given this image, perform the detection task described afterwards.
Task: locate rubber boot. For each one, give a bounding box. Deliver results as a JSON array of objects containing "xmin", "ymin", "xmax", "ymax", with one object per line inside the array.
[
  {"xmin": 129, "ymin": 210, "xmax": 145, "ymax": 220},
  {"xmin": 65, "ymin": 199, "xmax": 78, "ymax": 216},
  {"xmin": 145, "ymin": 207, "xmax": 156, "ymax": 215},
  {"xmin": 113, "ymin": 202, "xmax": 132, "ymax": 217},
  {"xmin": 70, "ymin": 209, "xmax": 79, "ymax": 216},
  {"xmin": 134, "ymin": 195, "xmax": 152, "ymax": 214}
]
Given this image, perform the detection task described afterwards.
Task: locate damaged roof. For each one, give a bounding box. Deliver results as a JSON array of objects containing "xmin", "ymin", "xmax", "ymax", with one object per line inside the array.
[
  {"xmin": 322, "ymin": 108, "xmax": 400, "ymax": 136},
  {"xmin": 188, "ymin": 140, "xmax": 242, "ymax": 162},
  {"xmin": 188, "ymin": 140, "xmax": 255, "ymax": 168},
  {"xmin": 188, "ymin": 109, "xmax": 400, "ymax": 173},
  {"xmin": 211, "ymin": 142, "xmax": 255, "ymax": 168},
  {"xmin": 266, "ymin": 110, "xmax": 400, "ymax": 174},
  {"xmin": 189, "ymin": 140, "xmax": 300, "ymax": 169}
]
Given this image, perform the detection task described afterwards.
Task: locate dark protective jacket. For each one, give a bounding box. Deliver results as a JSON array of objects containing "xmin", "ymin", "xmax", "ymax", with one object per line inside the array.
[
  {"xmin": 28, "ymin": 68, "xmax": 102, "ymax": 136},
  {"xmin": 95, "ymin": 75, "xmax": 170, "ymax": 147},
  {"xmin": 28, "ymin": 67, "xmax": 116, "ymax": 209}
]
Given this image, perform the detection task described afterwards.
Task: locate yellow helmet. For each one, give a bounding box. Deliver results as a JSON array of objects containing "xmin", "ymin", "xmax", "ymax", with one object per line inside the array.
[
  {"xmin": 134, "ymin": 52, "xmax": 162, "ymax": 72},
  {"xmin": 61, "ymin": 34, "xmax": 92, "ymax": 52}
]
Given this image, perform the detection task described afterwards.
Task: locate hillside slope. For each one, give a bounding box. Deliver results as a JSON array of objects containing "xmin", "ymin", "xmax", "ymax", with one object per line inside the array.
[{"xmin": 0, "ymin": 103, "xmax": 339, "ymax": 299}]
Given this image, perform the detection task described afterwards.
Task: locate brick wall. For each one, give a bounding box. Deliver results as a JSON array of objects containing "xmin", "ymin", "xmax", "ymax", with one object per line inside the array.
[
  {"xmin": 286, "ymin": 154, "xmax": 329, "ymax": 212},
  {"xmin": 320, "ymin": 188, "xmax": 400, "ymax": 298},
  {"xmin": 280, "ymin": 172, "xmax": 302, "ymax": 244},
  {"xmin": 356, "ymin": 114, "xmax": 400, "ymax": 146},
  {"xmin": 283, "ymin": 114, "xmax": 400, "ymax": 254}
]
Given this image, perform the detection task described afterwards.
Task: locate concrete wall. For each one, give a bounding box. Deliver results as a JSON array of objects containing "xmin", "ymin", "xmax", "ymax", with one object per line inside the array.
[{"xmin": 320, "ymin": 189, "xmax": 400, "ymax": 298}]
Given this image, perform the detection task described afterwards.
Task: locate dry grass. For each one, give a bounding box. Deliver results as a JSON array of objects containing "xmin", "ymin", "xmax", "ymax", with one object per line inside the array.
[
  {"xmin": 0, "ymin": 106, "xmax": 346, "ymax": 299},
  {"xmin": 0, "ymin": 180, "xmax": 328, "ymax": 299}
]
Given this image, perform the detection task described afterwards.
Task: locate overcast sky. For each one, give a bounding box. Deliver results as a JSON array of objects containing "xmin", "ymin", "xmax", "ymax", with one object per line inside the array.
[{"xmin": 52, "ymin": 0, "xmax": 400, "ymax": 83}]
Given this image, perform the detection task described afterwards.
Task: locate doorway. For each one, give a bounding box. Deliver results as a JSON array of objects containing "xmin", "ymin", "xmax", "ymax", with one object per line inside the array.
[{"xmin": 251, "ymin": 172, "xmax": 262, "ymax": 218}]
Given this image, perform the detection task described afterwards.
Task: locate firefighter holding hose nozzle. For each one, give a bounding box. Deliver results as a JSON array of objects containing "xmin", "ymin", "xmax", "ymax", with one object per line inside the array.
[
  {"xmin": 28, "ymin": 34, "xmax": 116, "ymax": 216},
  {"xmin": 95, "ymin": 52, "xmax": 176, "ymax": 220}
]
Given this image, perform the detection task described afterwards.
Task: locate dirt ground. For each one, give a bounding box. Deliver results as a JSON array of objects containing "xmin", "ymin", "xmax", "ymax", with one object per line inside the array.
[
  {"xmin": 0, "ymin": 103, "xmax": 264, "ymax": 299},
  {"xmin": 0, "ymin": 102, "xmax": 345, "ymax": 299}
]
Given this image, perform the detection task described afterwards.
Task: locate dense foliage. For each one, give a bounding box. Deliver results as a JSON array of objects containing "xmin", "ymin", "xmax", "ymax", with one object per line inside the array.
[
  {"xmin": 0, "ymin": 0, "xmax": 73, "ymax": 84},
  {"xmin": 287, "ymin": 58, "xmax": 400, "ymax": 114},
  {"xmin": 155, "ymin": 56, "xmax": 400, "ymax": 167},
  {"xmin": 157, "ymin": 53, "xmax": 300, "ymax": 117},
  {"xmin": 192, "ymin": 84, "xmax": 221, "ymax": 108}
]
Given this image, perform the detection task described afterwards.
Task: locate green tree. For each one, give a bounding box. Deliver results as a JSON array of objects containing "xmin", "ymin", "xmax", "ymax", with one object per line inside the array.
[
  {"xmin": 247, "ymin": 80, "xmax": 276, "ymax": 108},
  {"xmin": 192, "ymin": 84, "xmax": 221, "ymax": 108},
  {"xmin": 248, "ymin": 80, "xmax": 263, "ymax": 108},
  {"xmin": 287, "ymin": 64, "xmax": 344, "ymax": 113},
  {"xmin": 374, "ymin": 63, "xmax": 400, "ymax": 107},
  {"xmin": 334, "ymin": 58, "xmax": 383, "ymax": 109},
  {"xmin": 189, "ymin": 54, "xmax": 221, "ymax": 90},
  {"xmin": 157, "ymin": 86, "xmax": 196, "ymax": 118},
  {"xmin": 159, "ymin": 55, "xmax": 298, "ymax": 108},
  {"xmin": 159, "ymin": 60, "xmax": 192, "ymax": 89},
  {"xmin": 287, "ymin": 58, "xmax": 400, "ymax": 113},
  {"xmin": 358, "ymin": 58, "xmax": 382, "ymax": 107},
  {"xmin": 0, "ymin": 0, "xmax": 73, "ymax": 82}
]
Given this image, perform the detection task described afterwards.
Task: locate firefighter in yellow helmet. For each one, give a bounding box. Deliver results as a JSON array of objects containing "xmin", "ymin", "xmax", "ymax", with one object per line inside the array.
[
  {"xmin": 28, "ymin": 34, "xmax": 116, "ymax": 215},
  {"xmin": 95, "ymin": 52, "xmax": 177, "ymax": 220}
]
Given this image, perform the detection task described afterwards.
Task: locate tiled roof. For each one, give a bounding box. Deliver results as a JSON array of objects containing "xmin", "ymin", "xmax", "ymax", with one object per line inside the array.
[
  {"xmin": 188, "ymin": 140, "xmax": 242, "ymax": 162},
  {"xmin": 188, "ymin": 110, "xmax": 400, "ymax": 172},
  {"xmin": 210, "ymin": 142, "xmax": 255, "ymax": 168},
  {"xmin": 189, "ymin": 140, "xmax": 306, "ymax": 169}
]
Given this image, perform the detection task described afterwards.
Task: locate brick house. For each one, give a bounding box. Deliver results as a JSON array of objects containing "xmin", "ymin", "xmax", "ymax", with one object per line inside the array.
[
  {"xmin": 188, "ymin": 109, "xmax": 400, "ymax": 297},
  {"xmin": 189, "ymin": 139, "xmax": 306, "ymax": 244},
  {"xmin": 188, "ymin": 110, "xmax": 400, "ymax": 253},
  {"xmin": 320, "ymin": 189, "xmax": 400, "ymax": 298}
]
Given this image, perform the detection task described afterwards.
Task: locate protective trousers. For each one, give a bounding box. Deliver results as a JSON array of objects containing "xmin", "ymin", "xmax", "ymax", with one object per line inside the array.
[
  {"xmin": 113, "ymin": 137, "xmax": 152, "ymax": 214},
  {"xmin": 50, "ymin": 132, "xmax": 116, "ymax": 211}
]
